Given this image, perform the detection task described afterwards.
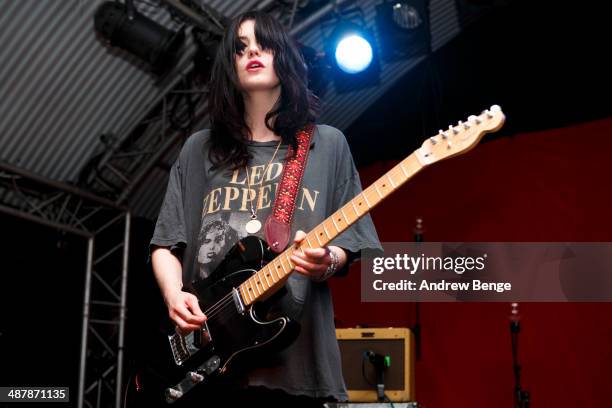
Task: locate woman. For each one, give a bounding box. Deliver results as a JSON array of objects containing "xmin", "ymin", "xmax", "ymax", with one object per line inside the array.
[{"xmin": 151, "ymin": 10, "xmax": 381, "ymax": 407}]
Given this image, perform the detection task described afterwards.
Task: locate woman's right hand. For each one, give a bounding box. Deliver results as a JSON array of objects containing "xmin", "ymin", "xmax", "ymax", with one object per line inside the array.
[{"xmin": 165, "ymin": 290, "xmax": 207, "ymax": 335}]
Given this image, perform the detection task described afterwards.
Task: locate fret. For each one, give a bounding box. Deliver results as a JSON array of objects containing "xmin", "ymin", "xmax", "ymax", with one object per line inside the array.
[
  {"xmin": 245, "ymin": 283, "xmax": 255, "ymax": 303},
  {"xmin": 387, "ymin": 173, "xmax": 396, "ymax": 188},
  {"xmin": 258, "ymin": 273, "xmax": 269, "ymax": 290},
  {"xmin": 284, "ymin": 251, "xmax": 293, "ymax": 269},
  {"xmin": 245, "ymin": 280, "xmax": 256, "ymax": 301},
  {"xmin": 297, "ymin": 243, "xmax": 306, "ymax": 256},
  {"xmin": 240, "ymin": 285, "xmax": 249, "ymax": 305},
  {"xmin": 269, "ymin": 261, "xmax": 280, "ymax": 280},
  {"xmin": 314, "ymin": 229, "xmax": 323, "ymax": 246},
  {"xmin": 331, "ymin": 215, "xmax": 340, "ymax": 232},
  {"xmin": 374, "ymin": 182, "xmax": 383, "ymax": 198},
  {"xmin": 341, "ymin": 208, "xmax": 350, "ymax": 224},
  {"xmin": 277, "ymin": 257, "xmax": 288, "ymax": 275},
  {"xmin": 305, "ymin": 235, "xmax": 313, "ymax": 248},
  {"xmin": 269, "ymin": 265, "xmax": 278, "ymax": 283},
  {"xmin": 351, "ymin": 200, "xmax": 361, "ymax": 216},
  {"xmin": 362, "ymin": 191, "xmax": 372, "ymax": 208},
  {"xmin": 322, "ymin": 223, "xmax": 331, "ymax": 239},
  {"xmin": 259, "ymin": 275, "xmax": 268, "ymax": 291},
  {"xmin": 251, "ymin": 277, "xmax": 262, "ymax": 296},
  {"xmin": 261, "ymin": 267, "xmax": 271, "ymax": 286},
  {"xmin": 399, "ymin": 162, "xmax": 409, "ymax": 178}
]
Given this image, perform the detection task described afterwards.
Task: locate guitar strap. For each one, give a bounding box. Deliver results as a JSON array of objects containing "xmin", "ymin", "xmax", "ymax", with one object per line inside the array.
[{"xmin": 264, "ymin": 124, "xmax": 315, "ymax": 253}]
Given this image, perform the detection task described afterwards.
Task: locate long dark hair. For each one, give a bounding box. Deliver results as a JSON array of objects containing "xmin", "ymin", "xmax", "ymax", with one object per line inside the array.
[{"xmin": 207, "ymin": 11, "xmax": 319, "ymax": 169}]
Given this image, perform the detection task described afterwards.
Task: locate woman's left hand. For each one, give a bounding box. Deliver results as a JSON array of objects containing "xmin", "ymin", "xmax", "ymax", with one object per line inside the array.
[{"xmin": 290, "ymin": 230, "xmax": 347, "ymax": 280}]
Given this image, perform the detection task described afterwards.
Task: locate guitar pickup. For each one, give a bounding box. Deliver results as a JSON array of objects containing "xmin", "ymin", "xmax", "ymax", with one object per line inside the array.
[
  {"xmin": 232, "ymin": 287, "xmax": 245, "ymax": 314},
  {"xmin": 194, "ymin": 321, "xmax": 212, "ymax": 349}
]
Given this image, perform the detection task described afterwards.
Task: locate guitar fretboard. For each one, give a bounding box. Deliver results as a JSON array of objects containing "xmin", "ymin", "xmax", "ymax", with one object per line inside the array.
[
  {"xmin": 237, "ymin": 105, "xmax": 505, "ymax": 306},
  {"xmin": 237, "ymin": 152, "xmax": 422, "ymax": 306}
]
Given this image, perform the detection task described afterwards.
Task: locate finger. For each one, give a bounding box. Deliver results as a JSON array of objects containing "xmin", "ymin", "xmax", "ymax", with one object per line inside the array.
[
  {"xmin": 175, "ymin": 302, "xmax": 206, "ymax": 325},
  {"xmin": 293, "ymin": 265, "xmax": 315, "ymax": 277},
  {"xmin": 291, "ymin": 254, "xmax": 326, "ymax": 274},
  {"xmin": 303, "ymin": 247, "xmax": 328, "ymax": 260},
  {"xmin": 293, "ymin": 230, "xmax": 307, "ymax": 243},
  {"xmin": 185, "ymin": 294, "xmax": 207, "ymax": 320},
  {"xmin": 171, "ymin": 313, "xmax": 202, "ymax": 335}
]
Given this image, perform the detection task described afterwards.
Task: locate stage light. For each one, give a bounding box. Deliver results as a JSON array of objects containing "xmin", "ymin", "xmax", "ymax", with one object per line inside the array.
[
  {"xmin": 325, "ymin": 19, "xmax": 380, "ymax": 93},
  {"xmin": 335, "ymin": 34, "xmax": 374, "ymax": 74},
  {"xmin": 376, "ymin": 0, "xmax": 430, "ymax": 62},
  {"xmin": 94, "ymin": 1, "xmax": 185, "ymax": 76}
]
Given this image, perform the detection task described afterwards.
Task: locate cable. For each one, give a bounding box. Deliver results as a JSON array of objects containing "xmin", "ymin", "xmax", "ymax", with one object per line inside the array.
[{"xmin": 361, "ymin": 351, "xmax": 395, "ymax": 408}]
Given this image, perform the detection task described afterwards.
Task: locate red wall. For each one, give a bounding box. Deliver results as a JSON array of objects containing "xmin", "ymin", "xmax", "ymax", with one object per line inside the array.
[{"xmin": 330, "ymin": 117, "xmax": 612, "ymax": 407}]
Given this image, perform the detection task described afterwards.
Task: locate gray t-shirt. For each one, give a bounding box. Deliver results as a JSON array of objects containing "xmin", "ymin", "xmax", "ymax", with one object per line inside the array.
[{"xmin": 151, "ymin": 124, "xmax": 381, "ymax": 400}]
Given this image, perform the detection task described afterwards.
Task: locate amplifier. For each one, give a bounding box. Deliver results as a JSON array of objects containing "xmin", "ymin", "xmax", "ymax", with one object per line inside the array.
[{"xmin": 336, "ymin": 327, "xmax": 415, "ymax": 403}]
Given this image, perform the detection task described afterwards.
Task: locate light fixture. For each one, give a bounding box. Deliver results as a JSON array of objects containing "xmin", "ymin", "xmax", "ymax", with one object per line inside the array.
[
  {"xmin": 335, "ymin": 34, "xmax": 374, "ymax": 74},
  {"xmin": 375, "ymin": 0, "xmax": 430, "ymax": 62},
  {"xmin": 325, "ymin": 18, "xmax": 380, "ymax": 93},
  {"xmin": 94, "ymin": 1, "xmax": 185, "ymax": 76}
]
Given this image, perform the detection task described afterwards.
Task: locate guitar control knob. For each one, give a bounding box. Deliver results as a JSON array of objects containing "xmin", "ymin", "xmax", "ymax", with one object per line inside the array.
[
  {"xmin": 189, "ymin": 371, "xmax": 204, "ymax": 383},
  {"xmin": 165, "ymin": 388, "xmax": 183, "ymax": 402}
]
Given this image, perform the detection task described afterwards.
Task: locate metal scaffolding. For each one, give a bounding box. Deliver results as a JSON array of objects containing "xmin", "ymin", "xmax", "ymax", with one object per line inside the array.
[{"xmin": 0, "ymin": 161, "xmax": 130, "ymax": 408}]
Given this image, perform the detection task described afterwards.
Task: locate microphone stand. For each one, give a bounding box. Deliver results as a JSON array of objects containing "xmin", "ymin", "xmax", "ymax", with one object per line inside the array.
[
  {"xmin": 413, "ymin": 217, "xmax": 424, "ymax": 360},
  {"xmin": 510, "ymin": 303, "xmax": 530, "ymax": 408}
]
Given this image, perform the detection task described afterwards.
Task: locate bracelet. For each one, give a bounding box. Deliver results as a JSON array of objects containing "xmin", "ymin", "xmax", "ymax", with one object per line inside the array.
[{"xmin": 314, "ymin": 247, "xmax": 339, "ymax": 282}]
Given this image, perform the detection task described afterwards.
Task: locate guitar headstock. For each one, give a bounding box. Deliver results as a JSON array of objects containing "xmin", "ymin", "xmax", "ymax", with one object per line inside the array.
[{"xmin": 415, "ymin": 105, "xmax": 505, "ymax": 165}]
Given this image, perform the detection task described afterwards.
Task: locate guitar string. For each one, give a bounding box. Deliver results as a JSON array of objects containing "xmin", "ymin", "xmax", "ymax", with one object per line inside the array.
[
  {"xmin": 201, "ymin": 272, "xmax": 271, "ymax": 320},
  {"xmin": 204, "ymin": 294, "xmax": 234, "ymax": 318}
]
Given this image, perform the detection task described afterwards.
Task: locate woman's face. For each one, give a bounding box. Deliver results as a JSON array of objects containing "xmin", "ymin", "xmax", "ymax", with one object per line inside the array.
[
  {"xmin": 198, "ymin": 226, "xmax": 226, "ymax": 265},
  {"xmin": 235, "ymin": 19, "xmax": 280, "ymax": 93}
]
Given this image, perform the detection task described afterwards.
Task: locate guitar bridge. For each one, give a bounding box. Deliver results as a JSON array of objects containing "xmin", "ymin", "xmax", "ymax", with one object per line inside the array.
[
  {"xmin": 168, "ymin": 321, "xmax": 213, "ymax": 366},
  {"xmin": 168, "ymin": 333, "xmax": 190, "ymax": 366}
]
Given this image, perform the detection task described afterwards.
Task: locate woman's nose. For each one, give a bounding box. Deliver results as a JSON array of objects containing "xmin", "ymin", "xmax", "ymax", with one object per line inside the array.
[{"xmin": 247, "ymin": 44, "xmax": 261, "ymax": 58}]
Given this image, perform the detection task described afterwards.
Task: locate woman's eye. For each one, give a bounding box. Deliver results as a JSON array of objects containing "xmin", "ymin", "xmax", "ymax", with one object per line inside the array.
[{"xmin": 235, "ymin": 42, "xmax": 247, "ymax": 55}]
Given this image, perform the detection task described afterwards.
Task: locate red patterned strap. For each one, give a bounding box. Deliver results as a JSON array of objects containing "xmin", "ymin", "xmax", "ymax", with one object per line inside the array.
[{"xmin": 264, "ymin": 125, "xmax": 315, "ymax": 253}]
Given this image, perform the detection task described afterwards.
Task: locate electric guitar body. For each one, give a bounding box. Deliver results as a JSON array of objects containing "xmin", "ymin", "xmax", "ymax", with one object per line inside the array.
[{"xmin": 132, "ymin": 235, "xmax": 300, "ymax": 407}]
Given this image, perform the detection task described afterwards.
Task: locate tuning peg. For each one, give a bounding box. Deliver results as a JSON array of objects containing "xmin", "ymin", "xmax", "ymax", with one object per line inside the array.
[
  {"xmin": 438, "ymin": 129, "xmax": 448, "ymax": 139},
  {"xmin": 468, "ymin": 115, "xmax": 481, "ymax": 124},
  {"xmin": 429, "ymin": 137, "xmax": 437, "ymax": 145},
  {"xmin": 449, "ymin": 125, "xmax": 458, "ymax": 135},
  {"xmin": 490, "ymin": 104, "xmax": 501, "ymax": 112},
  {"xmin": 463, "ymin": 121, "xmax": 470, "ymax": 129}
]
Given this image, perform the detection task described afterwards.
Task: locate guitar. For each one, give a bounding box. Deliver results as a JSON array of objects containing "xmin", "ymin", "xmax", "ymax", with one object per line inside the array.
[{"xmin": 133, "ymin": 106, "xmax": 505, "ymax": 405}]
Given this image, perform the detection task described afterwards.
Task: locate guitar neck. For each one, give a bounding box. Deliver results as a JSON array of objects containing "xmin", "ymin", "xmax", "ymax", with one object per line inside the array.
[
  {"xmin": 237, "ymin": 152, "xmax": 424, "ymax": 306},
  {"xmin": 237, "ymin": 105, "xmax": 506, "ymax": 306}
]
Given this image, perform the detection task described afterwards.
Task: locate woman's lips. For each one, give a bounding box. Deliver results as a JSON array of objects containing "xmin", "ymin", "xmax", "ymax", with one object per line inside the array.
[{"xmin": 246, "ymin": 60, "xmax": 264, "ymax": 71}]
